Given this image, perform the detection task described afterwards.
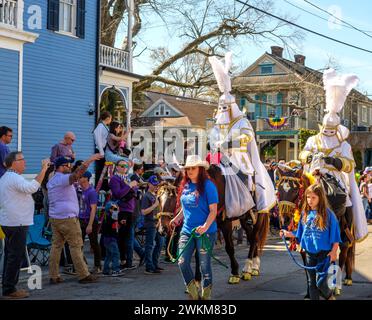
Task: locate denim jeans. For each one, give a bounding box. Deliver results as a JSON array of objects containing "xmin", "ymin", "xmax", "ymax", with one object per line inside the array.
[
  {"xmin": 103, "ymin": 240, "xmax": 120, "ymax": 273},
  {"xmin": 305, "ymin": 250, "xmax": 333, "ymax": 300},
  {"xmin": 144, "ymin": 225, "xmax": 165, "ymax": 271},
  {"xmin": 178, "ymin": 232, "xmax": 216, "ymax": 290}
]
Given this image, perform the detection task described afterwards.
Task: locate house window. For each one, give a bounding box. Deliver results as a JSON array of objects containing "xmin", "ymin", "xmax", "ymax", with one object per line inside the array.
[
  {"xmin": 260, "ymin": 65, "xmax": 273, "ymax": 74},
  {"xmin": 59, "ymin": 0, "xmax": 76, "ymax": 34},
  {"xmin": 267, "ymin": 94, "xmax": 276, "ymax": 117},
  {"xmin": 361, "ymin": 106, "xmax": 368, "ymax": 123}
]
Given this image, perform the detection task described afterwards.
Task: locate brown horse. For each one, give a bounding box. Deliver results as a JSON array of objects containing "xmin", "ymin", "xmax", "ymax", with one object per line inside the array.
[{"xmin": 207, "ymin": 164, "xmax": 270, "ymax": 284}]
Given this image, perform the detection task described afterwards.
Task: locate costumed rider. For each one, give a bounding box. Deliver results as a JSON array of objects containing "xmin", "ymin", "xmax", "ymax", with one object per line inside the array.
[
  {"xmin": 208, "ymin": 52, "xmax": 277, "ymax": 276},
  {"xmin": 299, "ymin": 68, "xmax": 368, "ymax": 248}
]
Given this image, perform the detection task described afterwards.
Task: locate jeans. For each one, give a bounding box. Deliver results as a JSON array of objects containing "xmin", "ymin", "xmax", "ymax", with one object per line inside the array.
[
  {"xmin": 144, "ymin": 225, "xmax": 165, "ymax": 271},
  {"xmin": 105, "ymin": 149, "xmax": 128, "ymax": 163},
  {"xmin": 103, "ymin": 240, "xmax": 120, "ymax": 273},
  {"xmin": 178, "ymin": 232, "xmax": 216, "ymax": 290},
  {"xmin": 1, "ymin": 226, "xmax": 29, "ymax": 295},
  {"xmin": 305, "ymin": 250, "xmax": 333, "ymax": 300},
  {"xmin": 79, "ymin": 219, "xmax": 102, "ymax": 268},
  {"xmin": 118, "ymin": 212, "xmax": 134, "ymax": 266}
]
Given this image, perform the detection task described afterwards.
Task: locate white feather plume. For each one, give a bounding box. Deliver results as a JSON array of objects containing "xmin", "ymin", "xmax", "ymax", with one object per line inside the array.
[{"xmin": 208, "ymin": 52, "xmax": 233, "ymax": 94}]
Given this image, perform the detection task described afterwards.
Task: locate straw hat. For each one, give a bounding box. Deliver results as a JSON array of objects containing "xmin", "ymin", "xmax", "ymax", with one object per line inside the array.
[{"xmin": 182, "ymin": 155, "xmax": 209, "ymax": 170}]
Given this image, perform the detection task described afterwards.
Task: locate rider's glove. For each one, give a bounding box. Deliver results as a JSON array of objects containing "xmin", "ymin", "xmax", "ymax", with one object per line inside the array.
[{"xmin": 323, "ymin": 156, "xmax": 343, "ymax": 171}]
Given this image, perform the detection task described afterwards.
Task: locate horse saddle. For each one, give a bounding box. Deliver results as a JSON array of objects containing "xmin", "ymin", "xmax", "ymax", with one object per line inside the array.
[{"xmin": 320, "ymin": 174, "xmax": 347, "ymax": 218}]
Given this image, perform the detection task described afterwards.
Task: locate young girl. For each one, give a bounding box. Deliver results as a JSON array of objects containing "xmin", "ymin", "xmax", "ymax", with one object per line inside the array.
[
  {"xmin": 280, "ymin": 183, "xmax": 341, "ymax": 300},
  {"xmin": 105, "ymin": 122, "xmax": 130, "ymax": 163}
]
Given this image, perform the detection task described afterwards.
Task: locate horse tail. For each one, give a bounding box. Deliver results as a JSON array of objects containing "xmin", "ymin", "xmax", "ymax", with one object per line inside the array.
[{"xmin": 255, "ymin": 211, "xmax": 270, "ymax": 255}]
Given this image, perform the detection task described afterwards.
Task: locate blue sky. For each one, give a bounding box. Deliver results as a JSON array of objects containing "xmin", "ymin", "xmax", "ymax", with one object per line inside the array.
[{"xmin": 116, "ymin": 0, "xmax": 372, "ymax": 95}]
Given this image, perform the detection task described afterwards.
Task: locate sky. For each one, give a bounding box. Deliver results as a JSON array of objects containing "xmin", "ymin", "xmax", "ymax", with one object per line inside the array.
[{"xmin": 115, "ymin": 0, "xmax": 372, "ymax": 95}]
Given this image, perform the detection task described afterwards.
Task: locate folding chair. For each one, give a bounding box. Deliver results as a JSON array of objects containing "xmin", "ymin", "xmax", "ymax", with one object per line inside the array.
[{"xmin": 26, "ymin": 214, "xmax": 51, "ymax": 266}]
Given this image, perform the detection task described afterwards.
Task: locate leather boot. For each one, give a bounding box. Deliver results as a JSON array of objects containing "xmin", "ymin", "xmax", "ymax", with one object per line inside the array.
[{"xmin": 186, "ymin": 280, "xmax": 199, "ymax": 300}]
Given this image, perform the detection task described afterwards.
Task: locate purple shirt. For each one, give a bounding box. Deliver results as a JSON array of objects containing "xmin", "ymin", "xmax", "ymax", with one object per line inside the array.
[
  {"xmin": 47, "ymin": 172, "xmax": 79, "ymax": 219},
  {"xmin": 0, "ymin": 142, "xmax": 10, "ymax": 178},
  {"xmin": 109, "ymin": 174, "xmax": 136, "ymax": 213},
  {"xmin": 79, "ymin": 186, "xmax": 98, "ymax": 221},
  {"xmin": 50, "ymin": 143, "xmax": 74, "ymax": 163}
]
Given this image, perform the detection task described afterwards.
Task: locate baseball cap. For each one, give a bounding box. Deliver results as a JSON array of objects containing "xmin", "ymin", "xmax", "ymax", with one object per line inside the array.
[
  {"xmin": 54, "ymin": 156, "xmax": 74, "ymax": 168},
  {"xmin": 147, "ymin": 175, "xmax": 160, "ymax": 186},
  {"xmin": 82, "ymin": 171, "xmax": 92, "ymax": 179}
]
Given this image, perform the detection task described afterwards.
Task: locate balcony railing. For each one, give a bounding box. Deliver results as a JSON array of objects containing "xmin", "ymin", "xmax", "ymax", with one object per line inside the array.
[
  {"xmin": 0, "ymin": 0, "xmax": 17, "ymax": 27},
  {"xmin": 100, "ymin": 44, "xmax": 130, "ymax": 72},
  {"xmin": 256, "ymin": 116, "xmax": 306, "ymax": 132}
]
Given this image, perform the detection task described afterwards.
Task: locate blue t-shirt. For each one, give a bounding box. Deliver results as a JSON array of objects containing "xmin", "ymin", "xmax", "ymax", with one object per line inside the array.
[
  {"xmin": 78, "ymin": 186, "xmax": 98, "ymax": 221},
  {"xmin": 295, "ymin": 208, "xmax": 341, "ymax": 254},
  {"xmin": 0, "ymin": 142, "xmax": 10, "ymax": 178},
  {"xmin": 180, "ymin": 179, "xmax": 219, "ymax": 235}
]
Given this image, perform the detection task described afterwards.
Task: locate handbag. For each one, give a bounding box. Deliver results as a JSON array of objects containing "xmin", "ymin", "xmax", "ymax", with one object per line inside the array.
[{"xmin": 320, "ymin": 174, "xmax": 347, "ymax": 218}]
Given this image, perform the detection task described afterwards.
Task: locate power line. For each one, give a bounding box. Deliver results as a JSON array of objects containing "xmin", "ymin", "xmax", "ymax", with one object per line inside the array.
[
  {"xmin": 234, "ymin": 0, "xmax": 372, "ymax": 54},
  {"xmin": 303, "ymin": 0, "xmax": 372, "ymax": 39}
]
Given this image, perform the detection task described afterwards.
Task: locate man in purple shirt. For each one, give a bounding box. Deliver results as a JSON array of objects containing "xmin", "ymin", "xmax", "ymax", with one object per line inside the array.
[
  {"xmin": 109, "ymin": 158, "xmax": 138, "ymax": 270},
  {"xmin": 47, "ymin": 154, "xmax": 102, "ymax": 284},
  {"xmin": 0, "ymin": 126, "xmax": 12, "ymax": 178},
  {"xmin": 78, "ymin": 171, "xmax": 102, "ymax": 273},
  {"xmin": 50, "ymin": 132, "xmax": 76, "ymax": 163}
]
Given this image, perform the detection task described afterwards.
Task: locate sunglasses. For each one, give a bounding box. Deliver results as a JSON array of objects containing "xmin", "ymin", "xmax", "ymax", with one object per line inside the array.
[
  {"xmin": 62, "ymin": 163, "xmax": 72, "ymax": 168},
  {"xmin": 117, "ymin": 164, "xmax": 129, "ymax": 168},
  {"xmin": 15, "ymin": 158, "xmax": 25, "ymax": 162}
]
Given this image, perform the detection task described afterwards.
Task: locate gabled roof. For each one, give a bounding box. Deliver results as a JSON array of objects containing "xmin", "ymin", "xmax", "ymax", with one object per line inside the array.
[{"xmin": 132, "ymin": 91, "xmax": 217, "ymax": 128}]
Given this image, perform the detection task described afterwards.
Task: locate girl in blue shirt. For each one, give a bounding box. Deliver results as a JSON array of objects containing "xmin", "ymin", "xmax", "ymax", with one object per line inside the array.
[
  {"xmin": 280, "ymin": 183, "xmax": 341, "ymax": 300},
  {"xmin": 170, "ymin": 155, "xmax": 218, "ymax": 300}
]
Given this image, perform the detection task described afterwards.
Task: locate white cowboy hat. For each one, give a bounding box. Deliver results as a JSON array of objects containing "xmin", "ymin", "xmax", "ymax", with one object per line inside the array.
[{"xmin": 182, "ymin": 155, "xmax": 209, "ymax": 170}]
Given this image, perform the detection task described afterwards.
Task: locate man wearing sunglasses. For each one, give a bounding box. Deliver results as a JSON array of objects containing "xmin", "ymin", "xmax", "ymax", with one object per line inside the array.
[
  {"xmin": 50, "ymin": 132, "xmax": 76, "ymax": 164},
  {"xmin": 0, "ymin": 126, "xmax": 13, "ymax": 178},
  {"xmin": 47, "ymin": 153, "xmax": 102, "ymax": 285},
  {"xmin": 109, "ymin": 158, "xmax": 139, "ymax": 270}
]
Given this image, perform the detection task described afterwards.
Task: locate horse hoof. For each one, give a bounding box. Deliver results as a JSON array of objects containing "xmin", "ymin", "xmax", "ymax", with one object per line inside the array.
[
  {"xmin": 251, "ymin": 269, "xmax": 260, "ymax": 276},
  {"xmin": 344, "ymin": 279, "xmax": 353, "ymax": 286},
  {"xmin": 228, "ymin": 275, "xmax": 240, "ymax": 284},
  {"xmin": 334, "ymin": 288, "xmax": 342, "ymax": 296},
  {"xmin": 240, "ymin": 272, "xmax": 252, "ymax": 281}
]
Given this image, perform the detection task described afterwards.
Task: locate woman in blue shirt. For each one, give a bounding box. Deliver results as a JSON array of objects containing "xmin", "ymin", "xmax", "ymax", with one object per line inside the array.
[
  {"xmin": 170, "ymin": 155, "xmax": 218, "ymax": 300},
  {"xmin": 281, "ymin": 183, "xmax": 341, "ymax": 300}
]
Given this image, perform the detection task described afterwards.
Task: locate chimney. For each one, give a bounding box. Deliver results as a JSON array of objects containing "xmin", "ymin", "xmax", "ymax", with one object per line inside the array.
[
  {"xmin": 294, "ymin": 54, "xmax": 306, "ymax": 65},
  {"xmin": 271, "ymin": 46, "xmax": 283, "ymax": 57}
]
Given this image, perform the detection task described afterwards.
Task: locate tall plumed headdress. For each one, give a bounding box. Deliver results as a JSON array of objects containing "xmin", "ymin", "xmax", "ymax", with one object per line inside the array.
[{"xmin": 208, "ymin": 52, "xmax": 244, "ymax": 125}]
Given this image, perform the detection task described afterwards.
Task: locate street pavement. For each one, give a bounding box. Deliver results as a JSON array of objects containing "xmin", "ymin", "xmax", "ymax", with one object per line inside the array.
[{"xmin": 5, "ymin": 225, "xmax": 372, "ymax": 300}]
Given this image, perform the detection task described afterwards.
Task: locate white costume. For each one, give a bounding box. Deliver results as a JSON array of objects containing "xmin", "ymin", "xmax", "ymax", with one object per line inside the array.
[
  {"xmin": 208, "ymin": 52, "xmax": 276, "ymax": 213},
  {"xmin": 299, "ymin": 69, "xmax": 368, "ymax": 242}
]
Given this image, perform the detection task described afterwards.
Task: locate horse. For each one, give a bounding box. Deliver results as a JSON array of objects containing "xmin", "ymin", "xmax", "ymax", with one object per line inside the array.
[{"xmin": 207, "ymin": 164, "xmax": 270, "ymax": 284}]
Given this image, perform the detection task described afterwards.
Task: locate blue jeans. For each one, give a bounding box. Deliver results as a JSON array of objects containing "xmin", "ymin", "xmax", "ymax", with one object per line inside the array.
[
  {"xmin": 144, "ymin": 225, "xmax": 165, "ymax": 271},
  {"xmin": 103, "ymin": 240, "xmax": 120, "ymax": 273},
  {"xmin": 178, "ymin": 232, "xmax": 216, "ymax": 290},
  {"xmin": 305, "ymin": 250, "xmax": 333, "ymax": 300},
  {"xmin": 105, "ymin": 149, "xmax": 128, "ymax": 163}
]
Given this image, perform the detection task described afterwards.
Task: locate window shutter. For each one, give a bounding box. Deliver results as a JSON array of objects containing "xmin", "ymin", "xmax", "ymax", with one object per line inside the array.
[
  {"xmin": 76, "ymin": 0, "xmax": 86, "ymax": 39},
  {"xmin": 255, "ymin": 94, "xmax": 260, "ymax": 119},
  {"xmin": 262, "ymin": 94, "xmax": 268, "ymax": 118},
  {"xmin": 276, "ymin": 92, "xmax": 283, "ymax": 117},
  {"xmin": 47, "ymin": 0, "xmax": 60, "ymax": 31}
]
